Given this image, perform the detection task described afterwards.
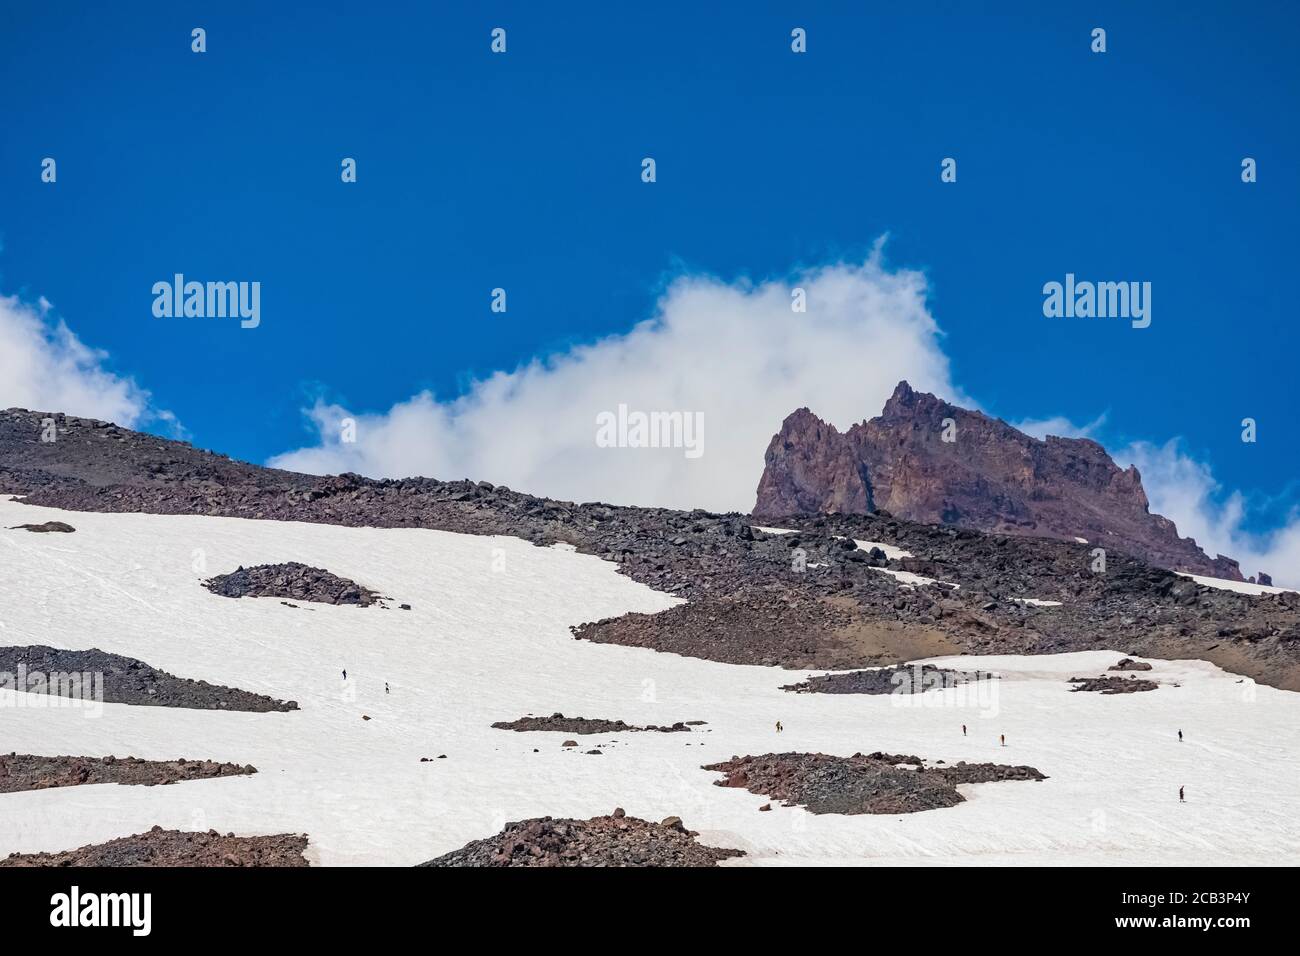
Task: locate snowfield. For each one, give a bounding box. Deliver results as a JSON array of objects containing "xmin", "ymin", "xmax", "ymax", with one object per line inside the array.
[{"xmin": 2, "ymin": 497, "xmax": 1298, "ymax": 866}]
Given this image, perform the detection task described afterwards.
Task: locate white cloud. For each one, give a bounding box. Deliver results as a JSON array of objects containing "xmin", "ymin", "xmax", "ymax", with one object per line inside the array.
[
  {"xmin": 0, "ymin": 292, "xmax": 156, "ymax": 428},
  {"xmin": 270, "ymin": 250, "xmax": 966, "ymax": 513},
  {"xmin": 1014, "ymin": 412, "xmax": 1107, "ymax": 441},
  {"xmin": 1119, "ymin": 440, "xmax": 1300, "ymax": 588}
]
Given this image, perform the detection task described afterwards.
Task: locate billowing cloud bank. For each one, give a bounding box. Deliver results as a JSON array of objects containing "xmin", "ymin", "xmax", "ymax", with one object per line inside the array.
[
  {"xmin": 268, "ymin": 251, "xmax": 1296, "ymax": 585},
  {"xmin": 270, "ymin": 253, "xmax": 966, "ymax": 514},
  {"xmin": 0, "ymin": 293, "xmax": 154, "ymax": 428}
]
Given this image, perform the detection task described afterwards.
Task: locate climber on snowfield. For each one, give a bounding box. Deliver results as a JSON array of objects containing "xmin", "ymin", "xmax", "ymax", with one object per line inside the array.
[
  {"xmin": 385, "ymin": 682, "xmax": 390, "ymax": 694},
  {"xmin": 1178, "ymin": 729, "xmax": 1183, "ymax": 742},
  {"xmin": 1000, "ymin": 734, "xmax": 1005, "ymax": 747},
  {"xmin": 962, "ymin": 724, "xmax": 967, "ymax": 736},
  {"xmin": 1180, "ymin": 786, "xmax": 1185, "ymax": 802},
  {"xmin": 775, "ymin": 721, "xmax": 783, "ymax": 733},
  {"xmin": 342, "ymin": 669, "xmax": 347, "ymax": 681}
]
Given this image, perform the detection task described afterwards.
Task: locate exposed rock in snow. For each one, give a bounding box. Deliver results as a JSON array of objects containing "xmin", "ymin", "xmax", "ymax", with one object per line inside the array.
[
  {"xmin": 1110, "ymin": 658, "xmax": 1153, "ymax": 672},
  {"xmin": 1069, "ymin": 675, "xmax": 1158, "ymax": 694},
  {"xmin": 492, "ymin": 713, "xmax": 695, "ymax": 734},
  {"xmin": 204, "ymin": 562, "xmax": 383, "ymax": 607},
  {"xmin": 0, "ymin": 827, "xmax": 308, "ymax": 867},
  {"xmin": 417, "ymin": 811, "xmax": 743, "ymax": 867},
  {"xmin": 0, "ymin": 645, "xmax": 298, "ymax": 712},
  {"xmin": 781, "ymin": 664, "xmax": 985, "ymax": 695},
  {"xmin": 0, "ymin": 754, "xmax": 255, "ymax": 793},
  {"xmin": 704, "ymin": 751, "xmax": 1045, "ymax": 815},
  {"xmin": 7, "ymin": 521, "xmax": 75, "ymax": 533}
]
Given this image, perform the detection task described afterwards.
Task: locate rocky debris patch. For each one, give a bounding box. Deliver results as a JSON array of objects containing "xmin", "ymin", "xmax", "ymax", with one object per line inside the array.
[
  {"xmin": 1109, "ymin": 658, "xmax": 1153, "ymax": 672},
  {"xmin": 935, "ymin": 760, "xmax": 1049, "ymax": 785},
  {"xmin": 418, "ymin": 810, "xmax": 743, "ymax": 867},
  {"xmin": 573, "ymin": 587, "xmax": 919, "ymax": 670},
  {"xmin": 491, "ymin": 713, "xmax": 695, "ymax": 734},
  {"xmin": 782, "ymin": 664, "xmax": 984, "ymax": 695},
  {"xmin": 0, "ymin": 754, "xmax": 255, "ymax": 793},
  {"xmin": 7, "ymin": 520, "xmax": 75, "ymax": 533},
  {"xmin": 204, "ymin": 562, "xmax": 382, "ymax": 607},
  {"xmin": 6, "ymin": 406, "xmax": 1300, "ymax": 689},
  {"xmin": 1069, "ymin": 675, "xmax": 1158, "ymax": 694},
  {"xmin": 703, "ymin": 752, "xmax": 1045, "ymax": 815},
  {"xmin": 0, "ymin": 826, "xmax": 309, "ymax": 867},
  {"xmin": 0, "ymin": 645, "xmax": 298, "ymax": 712}
]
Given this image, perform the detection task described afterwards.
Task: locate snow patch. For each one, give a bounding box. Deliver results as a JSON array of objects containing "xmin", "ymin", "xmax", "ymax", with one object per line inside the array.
[
  {"xmin": 1178, "ymin": 573, "xmax": 1295, "ymax": 596},
  {"xmin": 852, "ymin": 538, "xmax": 914, "ymax": 560},
  {"xmin": 870, "ymin": 567, "xmax": 959, "ymax": 590}
]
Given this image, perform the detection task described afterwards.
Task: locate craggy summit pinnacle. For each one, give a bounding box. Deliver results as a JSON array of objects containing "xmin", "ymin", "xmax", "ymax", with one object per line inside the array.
[{"xmin": 754, "ymin": 381, "xmax": 1243, "ymax": 580}]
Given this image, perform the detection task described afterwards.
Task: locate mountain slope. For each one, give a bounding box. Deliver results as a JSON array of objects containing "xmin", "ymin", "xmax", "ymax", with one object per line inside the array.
[
  {"xmin": 5, "ymin": 405, "xmax": 1299, "ymax": 692},
  {"xmin": 4, "ymin": 497, "xmax": 1298, "ymax": 865}
]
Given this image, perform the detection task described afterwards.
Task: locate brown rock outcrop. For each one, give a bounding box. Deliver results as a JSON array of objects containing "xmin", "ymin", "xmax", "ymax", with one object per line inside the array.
[{"xmin": 754, "ymin": 381, "xmax": 1242, "ymax": 580}]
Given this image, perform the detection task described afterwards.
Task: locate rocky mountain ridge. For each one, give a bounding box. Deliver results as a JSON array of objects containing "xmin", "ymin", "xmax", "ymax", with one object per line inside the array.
[{"xmin": 754, "ymin": 381, "xmax": 1245, "ymax": 580}]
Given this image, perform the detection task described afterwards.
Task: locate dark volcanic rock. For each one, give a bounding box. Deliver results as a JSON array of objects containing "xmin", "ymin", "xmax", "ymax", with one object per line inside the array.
[
  {"xmin": 1109, "ymin": 657, "xmax": 1153, "ymax": 672},
  {"xmin": 754, "ymin": 381, "xmax": 1243, "ymax": 581},
  {"xmin": 782, "ymin": 664, "xmax": 986, "ymax": 695},
  {"xmin": 491, "ymin": 713, "xmax": 693, "ymax": 734},
  {"xmin": 0, "ymin": 754, "xmax": 255, "ymax": 793},
  {"xmin": 204, "ymin": 562, "xmax": 381, "ymax": 607},
  {"xmin": 704, "ymin": 752, "xmax": 1046, "ymax": 815},
  {"xmin": 572, "ymin": 587, "xmax": 949, "ymax": 670},
  {"xmin": 7, "ymin": 520, "xmax": 75, "ymax": 533},
  {"xmin": 418, "ymin": 812, "xmax": 743, "ymax": 867},
  {"xmin": 754, "ymin": 408, "xmax": 871, "ymax": 515},
  {"xmin": 0, "ymin": 826, "xmax": 309, "ymax": 867},
  {"xmin": 4, "ymin": 406, "xmax": 1300, "ymax": 691},
  {"xmin": 0, "ymin": 645, "xmax": 298, "ymax": 712},
  {"xmin": 1069, "ymin": 675, "xmax": 1158, "ymax": 694}
]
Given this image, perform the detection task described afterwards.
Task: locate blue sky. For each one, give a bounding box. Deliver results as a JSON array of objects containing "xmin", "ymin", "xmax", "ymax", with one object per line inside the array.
[{"xmin": 0, "ymin": 2, "xmax": 1296, "ymax": 554}]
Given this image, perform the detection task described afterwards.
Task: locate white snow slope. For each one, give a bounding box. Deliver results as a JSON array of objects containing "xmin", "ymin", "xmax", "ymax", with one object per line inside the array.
[{"xmin": 2, "ymin": 497, "xmax": 1298, "ymax": 866}]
